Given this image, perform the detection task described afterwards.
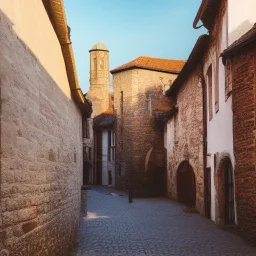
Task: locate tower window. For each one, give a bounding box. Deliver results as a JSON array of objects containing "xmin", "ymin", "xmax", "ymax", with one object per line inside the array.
[
  {"xmin": 93, "ymin": 57, "xmax": 97, "ymax": 70},
  {"xmin": 120, "ymin": 91, "xmax": 124, "ymax": 115},
  {"xmin": 100, "ymin": 59, "xmax": 104, "ymax": 69}
]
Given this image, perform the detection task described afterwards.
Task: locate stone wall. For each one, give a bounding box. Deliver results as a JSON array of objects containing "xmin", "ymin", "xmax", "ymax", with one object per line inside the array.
[
  {"xmin": 165, "ymin": 67, "xmax": 204, "ymax": 214},
  {"xmin": 0, "ymin": 2, "xmax": 83, "ymax": 255},
  {"xmin": 230, "ymin": 43, "xmax": 256, "ymax": 243},
  {"xmin": 113, "ymin": 68, "xmax": 176, "ymax": 196}
]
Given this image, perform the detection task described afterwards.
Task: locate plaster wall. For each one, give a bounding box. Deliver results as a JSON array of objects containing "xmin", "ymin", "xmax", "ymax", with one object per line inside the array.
[
  {"xmin": 228, "ymin": 0, "xmax": 256, "ymax": 45},
  {"xmin": 205, "ymin": 4, "xmax": 235, "ymax": 223}
]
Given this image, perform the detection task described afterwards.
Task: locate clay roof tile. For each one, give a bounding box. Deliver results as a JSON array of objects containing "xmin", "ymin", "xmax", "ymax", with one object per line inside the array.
[{"xmin": 110, "ymin": 56, "xmax": 186, "ymax": 74}]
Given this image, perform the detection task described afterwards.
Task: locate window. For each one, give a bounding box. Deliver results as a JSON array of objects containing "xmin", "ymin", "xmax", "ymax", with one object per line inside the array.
[
  {"xmin": 88, "ymin": 148, "xmax": 92, "ymax": 161},
  {"xmin": 215, "ymin": 62, "xmax": 219, "ymax": 113},
  {"xmin": 93, "ymin": 57, "xmax": 97, "ymax": 77},
  {"xmin": 225, "ymin": 59, "xmax": 232, "ymax": 100},
  {"xmin": 207, "ymin": 66, "xmax": 213, "ymax": 121},
  {"xmin": 93, "ymin": 57, "xmax": 97, "ymax": 70},
  {"xmin": 147, "ymin": 96, "xmax": 152, "ymax": 115},
  {"xmin": 108, "ymin": 131, "xmax": 115, "ymax": 161},
  {"xmin": 120, "ymin": 91, "xmax": 123, "ymax": 115},
  {"xmin": 100, "ymin": 59, "xmax": 104, "ymax": 69},
  {"xmin": 174, "ymin": 113, "xmax": 178, "ymax": 143},
  {"xmin": 83, "ymin": 119, "xmax": 89, "ymax": 138}
]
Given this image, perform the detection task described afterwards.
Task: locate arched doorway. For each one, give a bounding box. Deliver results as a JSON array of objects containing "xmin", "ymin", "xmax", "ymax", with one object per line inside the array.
[
  {"xmin": 177, "ymin": 161, "xmax": 196, "ymax": 207},
  {"xmin": 224, "ymin": 158, "xmax": 235, "ymax": 225},
  {"xmin": 216, "ymin": 156, "xmax": 235, "ymax": 225}
]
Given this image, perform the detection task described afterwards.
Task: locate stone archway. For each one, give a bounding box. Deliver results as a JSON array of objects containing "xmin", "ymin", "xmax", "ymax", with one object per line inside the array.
[
  {"xmin": 215, "ymin": 155, "xmax": 235, "ymax": 225},
  {"xmin": 146, "ymin": 144, "xmax": 167, "ymax": 197},
  {"xmin": 177, "ymin": 161, "xmax": 196, "ymax": 207}
]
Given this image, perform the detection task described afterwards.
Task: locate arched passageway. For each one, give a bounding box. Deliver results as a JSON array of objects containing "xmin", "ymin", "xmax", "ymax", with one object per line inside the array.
[{"xmin": 177, "ymin": 161, "xmax": 196, "ymax": 207}]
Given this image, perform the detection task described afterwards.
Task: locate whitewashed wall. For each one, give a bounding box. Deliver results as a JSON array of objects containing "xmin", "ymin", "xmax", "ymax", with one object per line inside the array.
[{"xmin": 228, "ymin": 0, "xmax": 256, "ymax": 45}]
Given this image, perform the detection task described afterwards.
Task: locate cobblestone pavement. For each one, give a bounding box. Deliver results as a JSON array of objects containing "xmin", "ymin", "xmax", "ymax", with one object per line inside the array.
[{"xmin": 77, "ymin": 187, "xmax": 256, "ymax": 256}]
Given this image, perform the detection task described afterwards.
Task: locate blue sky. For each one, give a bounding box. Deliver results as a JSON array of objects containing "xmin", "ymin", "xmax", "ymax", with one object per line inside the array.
[{"xmin": 64, "ymin": 0, "xmax": 206, "ymax": 93}]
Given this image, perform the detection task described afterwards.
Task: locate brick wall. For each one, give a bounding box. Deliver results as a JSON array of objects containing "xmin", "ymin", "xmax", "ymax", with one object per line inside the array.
[
  {"xmin": 165, "ymin": 66, "xmax": 204, "ymax": 214},
  {"xmin": 231, "ymin": 43, "xmax": 256, "ymax": 243},
  {"xmin": 113, "ymin": 68, "xmax": 176, "ymax": 196},
  {"xmin": 0, "ymin": 3, "xmax": 83, "ymax": 255}
]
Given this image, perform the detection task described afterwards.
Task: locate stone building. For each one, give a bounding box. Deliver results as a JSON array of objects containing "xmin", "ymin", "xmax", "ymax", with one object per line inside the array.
[
  {"xmin": 164, "ymin": 0, "xmax": 256, "ymax": 243},
  {"xmin": 111, "ymin": 56, "xmax": 185, "ymax": 197},
  {"xmin": 193, "ymin": 0, "xmax": 256, "ymax": 227},
  {"xmin": 0, "ymin": 1, "xmax": 91, "ymax": 255},
  {"xmin": 165, "ymin": 35, "xmax": 209, "ymax": 215},
  {"xmin": 221, "ymin": 24, "xmax": 256, "ymax": 243},
  {"xmin": 87, "ymin": 42, "xmax": 110, "ymax": 117}
]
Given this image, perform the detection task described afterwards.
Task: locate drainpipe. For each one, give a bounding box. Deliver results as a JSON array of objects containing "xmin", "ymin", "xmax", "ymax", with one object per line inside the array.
[{"xmin": 200, "ymin": 61, "xmax": 208, "ymax": 217}]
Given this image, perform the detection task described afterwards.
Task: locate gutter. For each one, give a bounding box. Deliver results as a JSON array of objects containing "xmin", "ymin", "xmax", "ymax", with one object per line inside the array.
[
  {"xmin": 193, "ymin": 0, "xmax": 220, "ymax": 31},
  {"xmin": 193, "ymin": 0, "xmax": 208, "ymax": 29},
  {"xmin": 42, "ymin": 0, "xmax": 92, "ymax": 117}
]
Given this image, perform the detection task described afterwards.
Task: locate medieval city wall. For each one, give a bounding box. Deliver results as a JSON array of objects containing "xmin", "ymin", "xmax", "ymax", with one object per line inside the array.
[{"xmin": 0, "ymin": 2, "xmax": 83, "ymax": 255}]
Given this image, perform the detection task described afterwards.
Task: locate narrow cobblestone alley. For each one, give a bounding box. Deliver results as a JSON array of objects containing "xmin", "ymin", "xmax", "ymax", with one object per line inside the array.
[{"xmin": 77, "ymin": 187, "xmax": 256, "ymax": 256}]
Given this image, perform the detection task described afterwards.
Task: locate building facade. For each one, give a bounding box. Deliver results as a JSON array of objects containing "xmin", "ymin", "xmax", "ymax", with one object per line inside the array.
[
  {"xmin": 165, "ymin": 36, "xmax": 209, "ymax": 215},
  {"xmin": 0, "ymin": 1, "xmax": 91, "ymax": 255},
  {"xmin": 193, "ymin": 0, "xmax": 256, "ymax": 226},
  {"xmin": 221, "ymin": 24, "xmax": 256, "ymax": 243},
  {"xmin": 164, "ymin": 0, "xmax": 256, "ymax": 243},
  {"xmin": 111, "ymin": 57, "xmax": 185, "ymax": 197}
]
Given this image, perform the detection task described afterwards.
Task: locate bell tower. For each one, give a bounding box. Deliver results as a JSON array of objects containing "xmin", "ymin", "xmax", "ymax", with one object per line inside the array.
[{"xmin": 87, "ymin": 42, "xmax": 110, "ymax": 117}]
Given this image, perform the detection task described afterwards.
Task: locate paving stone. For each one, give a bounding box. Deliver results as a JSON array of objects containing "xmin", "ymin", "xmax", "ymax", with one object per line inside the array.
[{"xmin": 77, "ymin": 187, "xmax": 256, "ymax": 256}]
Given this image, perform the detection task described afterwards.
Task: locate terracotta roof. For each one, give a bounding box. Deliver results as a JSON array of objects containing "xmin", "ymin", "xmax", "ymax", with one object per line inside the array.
[
  {"xmin": 110, "ymin": 56, "xmax": 186, "ymax": 74},
  {"xmin": 166, "ymin": 35, "xmax": 210, "ymax": 96},
  {"xmin": 221, "ymin": 23, "xmax": 256, "ymax": 62}
]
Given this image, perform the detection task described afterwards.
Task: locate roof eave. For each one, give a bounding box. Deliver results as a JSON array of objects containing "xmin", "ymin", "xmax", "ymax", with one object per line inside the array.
[
  {"xmin": 165, "ymin": 35, "xmax": 210, "ymax": 97},
  {"xmin": 221, "ymin": 25, "xmax": 256, "ymax": 63},
  {"xmin": 42, "ymin": 0, "xmax": 92, "ymax": 118},
  {"xmin": 89, "ymin": 49, "xmax": 109, "ymax": 53},
  {"xmin": 110, "ymin": 65, "xmax": 181, "ymax": 75},
  {"xmin": 193, "ymin": 0, "xmax": 220, "ymax": 30},
  {"xmin": 193, "ymin": 0, "xmax": 208, "ymax": 29}
]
